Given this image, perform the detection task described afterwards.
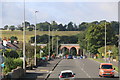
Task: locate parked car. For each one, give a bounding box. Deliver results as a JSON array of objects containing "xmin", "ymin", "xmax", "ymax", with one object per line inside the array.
[
  {"xmin": 59, "ymin": 70, "xmax": 75, "ymax": 80},
  {"xmin": 99, "ymin": 63, "xmax": 115, "ymax": 77},
  {"xmin": 73, "ymin": 56, "xmax": 77, "ymax": 59},
  {"xmin": 67, "ymin": 55, "xmax": 73, "ymax": 59}
]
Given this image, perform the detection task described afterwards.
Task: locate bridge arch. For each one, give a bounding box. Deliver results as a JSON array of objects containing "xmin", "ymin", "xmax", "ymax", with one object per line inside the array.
[
  {"xmin": 60, "ymin": 44, "xmax": 83, "ymax": 56},
  {"xmin": 70, "ymin": 47, "xmax": 77, "ymax": 55}
]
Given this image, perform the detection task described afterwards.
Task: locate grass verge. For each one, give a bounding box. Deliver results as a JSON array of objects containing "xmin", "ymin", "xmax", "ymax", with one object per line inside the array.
[{"xmin": 89, "ymin": 58, "xmax": 118, "ymax": 72}]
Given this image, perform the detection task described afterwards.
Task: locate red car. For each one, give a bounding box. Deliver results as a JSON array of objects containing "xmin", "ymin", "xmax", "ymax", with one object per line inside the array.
[{"xmin": 99, "ymin": 63, "xmax": 115, "ymax": 77}]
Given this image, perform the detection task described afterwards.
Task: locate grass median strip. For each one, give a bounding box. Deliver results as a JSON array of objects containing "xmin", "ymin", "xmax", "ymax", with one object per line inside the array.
[{"xmin": 89, "ymin": 58, "xmax": 118, "ymax": 72}]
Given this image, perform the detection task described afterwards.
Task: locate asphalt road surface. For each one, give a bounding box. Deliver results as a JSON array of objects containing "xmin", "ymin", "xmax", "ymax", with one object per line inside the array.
[{"xmin": 47, "ymin": 59, "xmax": 119, "ymax": 80}]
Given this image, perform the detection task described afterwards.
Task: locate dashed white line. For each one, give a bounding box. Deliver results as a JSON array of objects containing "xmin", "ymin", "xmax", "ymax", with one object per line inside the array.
[{"xmin": 76, "ymin": 60, "xmax": 92, "ymax": 79}]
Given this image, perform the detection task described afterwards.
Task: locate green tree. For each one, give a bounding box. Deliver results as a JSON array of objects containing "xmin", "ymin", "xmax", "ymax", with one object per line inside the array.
[
  {"xmin": 98, "ymin": 45, "xmax": 118, "ymax": 58},
  {"xmin": 79, "ymin": 22, "xmax": 89, "ymax": 31},
  {"xmin": 58, "ymin": 24, "xmax": 66, "ymax": 31},
  {"xmin": 51, "ymin": 21, "xmax": 58, "ymax": 30},
  {"xmin": 4, "ymin": 50, "xmax": 19, "ymax": 58},
  {"xmin": 67, "ymin": 22, "xmax": 74, "ymax": 31},
  {"xmin": 4, "ymin": 25, "xmax": 9, "ymax": 30},
  {"xmin": 28, "ymin": 27, "xmax": 33, "ymax": 31},
  {"xmin": 111, "ymin": 21, "xmax": 119, "ymax": 35},
  {"xmin": 25, "ymin": 43, "xmax": 34, "ymax": 58},
  {"xmin": 86, "ymin": 22, "xmax": 118, "ymax": 54},
  {"xmin": 78, "ymin": 31, "xmax": 87, "ymax": 49},
  {"xmin": 9, "ymin": 25, "xmax": 15, "ymax": 31},
  {"xmin": 36, "ymin": 21, "xmax": 50, "ymax": 31}
]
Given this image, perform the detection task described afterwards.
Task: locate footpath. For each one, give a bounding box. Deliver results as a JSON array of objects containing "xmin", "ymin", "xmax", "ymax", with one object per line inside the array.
[{"xmin": 19, "ymin": 59, "xmax": 61, "ymax": 80}]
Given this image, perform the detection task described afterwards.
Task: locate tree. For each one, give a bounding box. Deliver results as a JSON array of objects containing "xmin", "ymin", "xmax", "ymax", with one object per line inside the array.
[
  {"xmin": 9, "ymin": 25, "xmax": 15, "ymax": 31},
  {"xmin": 78, "ymin": 31, "xmax": 87, "ymax": 49},
  {"xmin": 58, "ymin": 24, "xmax": 66, "ymax": 31},
  {"xmin": 51, "ymin": 21, "xmax": 58, "ymax": 30},
  {"xmin": 4, "ymin": 50, "xmax": 19, "ymax": 58},
  {"xmin": 98, "ymin": 45, "xmax": 118, "ymax": 58},
  {"xmin": 79, "ymin": 22, "xmax": 89, "ymax": 31},
  {"xmin": 85, "ymin": 22, "xmax": 118, "ymax": 54},
  {"xmin": 10, "ymin": 36, "xmax": 18, "ymax": 43},
  {"xmin": 25, "ymin": 43, "xmax": 34, "ymax": 58},
  {"xmin": 36, "ymin": 21, "xmax": 50, "ymax": 31},
  {"xmin": 111, "ymin": 21, "xmax": 119, "ymax": 35},
  {"xmin": 28, "ymin": 27, "xmax": 33, "ymax": 31},
  {"xmin": 30, "ymin": 35, "xmax": 49, "ymax": 43},
  {"xmin": 4, "ymin": 25, "xmax": 9, "ymax": 30},
  {"xmin": 59, "ymin": 36, "xmax": 78, "ymax": 44},
  {"xmin": 67, "ymin": 22, "xmax": 74, "ymax": 31},
  {"xmin": 22, "ymin": 21, "xmax": 30, "ymax": 29}
]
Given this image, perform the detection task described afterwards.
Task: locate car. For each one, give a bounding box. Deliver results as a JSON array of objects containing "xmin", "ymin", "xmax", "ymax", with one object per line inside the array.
[
  {"xmin": 99, "ymin": 63, "xmax": 115, "ymax": 77},
  {"xmin": 59, "ymin": 70, "xmax": 75, "ymax": 80},
  {"xmin": 67, "ymin": 55, "xmax": 73, "ymax": 59},
  {"xmin": 73, "ymin": 56, "xmax": 77, "ymax": 59}
]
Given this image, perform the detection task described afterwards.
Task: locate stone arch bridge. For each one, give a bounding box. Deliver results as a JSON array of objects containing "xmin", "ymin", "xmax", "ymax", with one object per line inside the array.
[{"xmin": 60, "ymin": 44, "xmax": 83, "ymax": 55}]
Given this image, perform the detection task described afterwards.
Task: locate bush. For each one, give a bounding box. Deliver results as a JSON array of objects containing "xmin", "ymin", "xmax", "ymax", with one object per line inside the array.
[
  {"xmin": 116, "ymin": 56, "xmax": 118, "ymax": 61},
  {"xmin": 4, "ymin": 58, "xmax": 23, "ymax": 74},
  {"xmin": 97, "ymin": 53, "xmax": 102, "ymax": 58},
  {"xmin": 5, "ymin": 58, "xmax": 15, "ymax": 70},
  {"xmin": 14, "ymin": 58, "xmax": 23, "ymax": 67},
  {"xmin": 5, "ymin": 50, "xmax": 19, "ymax": 58},
  {"xmin": 4, "ymin": 67, "xmax": 11, "ymax": 74}
]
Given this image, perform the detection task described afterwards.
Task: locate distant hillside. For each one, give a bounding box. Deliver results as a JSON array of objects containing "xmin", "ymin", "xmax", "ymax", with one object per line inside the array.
[{"xmin": 1, "ymin": 30, "xmax": 81, "ymax": 42}]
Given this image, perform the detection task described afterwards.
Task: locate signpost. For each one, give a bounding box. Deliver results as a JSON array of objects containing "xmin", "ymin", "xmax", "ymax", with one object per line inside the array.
[{"xmin": 108, "ymin": 50, "xmax": 112, "ymax": 63}]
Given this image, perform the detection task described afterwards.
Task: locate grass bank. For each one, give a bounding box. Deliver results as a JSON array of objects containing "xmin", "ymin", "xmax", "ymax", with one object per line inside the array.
[
  {"xmin": 1, "ymin": 30, "xmax": 81, "ymax": 42},
  {"xmin": 89, "ymin": 58, "xmax": 118, "ymax": 72}
]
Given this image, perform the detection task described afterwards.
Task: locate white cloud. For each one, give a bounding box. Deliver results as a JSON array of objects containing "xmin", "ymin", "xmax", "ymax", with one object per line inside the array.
[
  {"xmin": 1, "ymin": 0, "xmax": 120, "ymax": 2},
  {"xmin": 0, "ymin": 2, "xmax": 119, "ymax": 28}
]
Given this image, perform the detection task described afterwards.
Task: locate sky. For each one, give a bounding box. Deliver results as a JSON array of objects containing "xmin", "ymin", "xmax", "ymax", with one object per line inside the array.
[{"xmin": 0, "ymin": 0, "xmax": 119, "ymax": 28}]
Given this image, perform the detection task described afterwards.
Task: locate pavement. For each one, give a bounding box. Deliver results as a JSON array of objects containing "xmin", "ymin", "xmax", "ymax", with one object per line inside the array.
[
  {"xmin": 47, "ymin": 59, "xmax": 119, "ymax": 80},
  {"xmin": 19, "ymin": 59, "xmax": 61, "ymax": 80}
]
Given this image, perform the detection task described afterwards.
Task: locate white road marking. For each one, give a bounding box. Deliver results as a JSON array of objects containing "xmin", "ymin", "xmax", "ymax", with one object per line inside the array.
[{"xmin": 76, "ymin": 60, "xmax": 92, "ymax": 78}]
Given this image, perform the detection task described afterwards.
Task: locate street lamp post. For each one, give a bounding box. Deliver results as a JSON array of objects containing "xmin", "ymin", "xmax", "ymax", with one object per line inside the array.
[
  {"xmin": 23, "ymin": 0, "xmax": 26, "ymax": 71},
  {"xmin": 52, "ymin": 29, "xmax": 54, "ymax": 52},
  {"xmin": 48, "ymin": 25, "xmax": 51, "ymax": 60},
  {"xmin": 57, "ymin": 36, "xmax": 59, "ymax": 56},
  {"xmin": 34, "ymin": 11, "xmax": 38, "ymax": 66},
  {"xmin": 105, "ymin": 22, "xmax": 107, "ymax": 62}
]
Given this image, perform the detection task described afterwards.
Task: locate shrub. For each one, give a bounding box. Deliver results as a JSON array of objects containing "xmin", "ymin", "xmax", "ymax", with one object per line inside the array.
[
  {"xmin": 4, "ymin": 58, "xmax": 23, "ymax": 74},
  {"xmin": 14, "ymin": 58, "xmax": 23, "ymax": 67},
  {"xmin": 4, "ymin": 50, "xmax": 19, "ymax": 58}
]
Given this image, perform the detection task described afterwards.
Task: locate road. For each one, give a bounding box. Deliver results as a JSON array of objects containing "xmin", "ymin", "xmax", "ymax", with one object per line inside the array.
[{"xmin": 47, "ymin": 59, "xmax": 119, "ymax": 80}]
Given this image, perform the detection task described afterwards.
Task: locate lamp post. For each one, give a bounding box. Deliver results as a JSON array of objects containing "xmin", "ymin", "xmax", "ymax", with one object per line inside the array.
[
  {"xmin": 56, "ymin": 29, "xmax": 59, "ymax": 56},
  {"xmin": 34, "ymin": 11, "xmax": 39, "ymax": 66},
  {"xmin": 52, "ymin": 29, "xmax": 54, "ymax": 52},
  {"xmin": 105, "ymin": 22, "xmax": 107, "ymax": 62},
  {"xmin": 48, "ymin": 25, "xmax": 50, "ymax": 60},
  {"xmin": 57, "ymin": 35, "xmax": 59, "ymax": 56},
  {"xmin": 23, "ymin": 0, "xmax": 26, "ymax": 70}
]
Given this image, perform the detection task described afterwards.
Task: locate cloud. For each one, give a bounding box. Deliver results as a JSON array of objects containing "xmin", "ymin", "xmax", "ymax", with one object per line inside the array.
[
  {"xmin": 1, "ymin": 0, "xmax": 120, "ymax": 2},
  {"xmin": 0, "ymin": 1, "xmax": 118, "ymax": 28}
]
